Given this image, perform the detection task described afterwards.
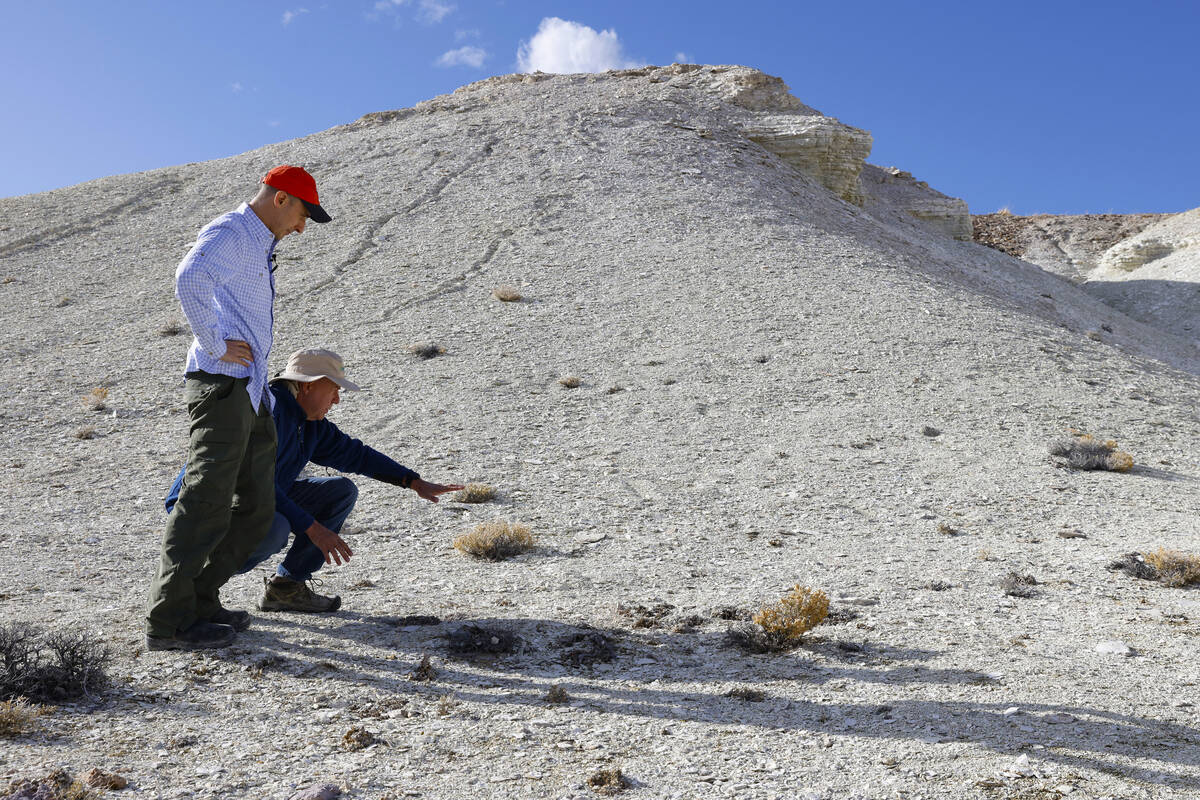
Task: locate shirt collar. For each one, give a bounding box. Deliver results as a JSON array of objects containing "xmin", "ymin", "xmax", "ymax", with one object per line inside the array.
[{"xmin": 238, "ymin": 202, "xmax": 278, "ymax": 247}]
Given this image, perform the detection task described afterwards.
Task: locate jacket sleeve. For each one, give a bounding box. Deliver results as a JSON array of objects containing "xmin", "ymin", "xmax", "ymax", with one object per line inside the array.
[
  {"xmin": 276, "ymin": 483, "xmax": 316, "ymax": 534},
  {"xmin": 309, "ymin": 421, "xmax": 420, "ymax": 488},
  {"xmin": 174, "ymin": 225, "xmax": 238, "ymax": 360}
]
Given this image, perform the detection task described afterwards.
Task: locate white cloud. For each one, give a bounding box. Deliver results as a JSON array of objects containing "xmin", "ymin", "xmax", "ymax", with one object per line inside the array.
[
  {"xmin": 674, "ymin": 51, "xmax": 692, "ymax": 64},
  {"xmin": 417, "ymin": 0, "xmax": 454, "ymax": 23},
  {"xmin": 516, "ymin": 17, "xmax": 642, "ymax": 74},
  {"xmin": 231, "ymin": 82, "xmax": 243, "ymax": 93},
  {"xmin": 372, "ymin": 0, "xmax": 452, "ymax": 24},
  {"xmin": 282, "ymin": 8, "xmax": 309, "ymax": 25},
  {"xmin": 455, "ymin": 27, "xmax": 480, "ymax": 41},
  {"xmin": 437, "ymin": 45, "xmax": 487, "ymax": 68}
]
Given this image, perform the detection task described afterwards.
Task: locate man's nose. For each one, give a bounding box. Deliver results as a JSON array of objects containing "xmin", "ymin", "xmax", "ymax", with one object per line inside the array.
[{"xmin": 296, "ymin": 218, "xmax": 307, "ymax": 234}]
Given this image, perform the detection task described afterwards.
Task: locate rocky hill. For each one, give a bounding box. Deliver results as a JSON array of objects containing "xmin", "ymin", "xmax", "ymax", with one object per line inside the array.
[
  {"xmin": 973, "ymin": 209, "xmax": 1199, "ymax": 342},
  {"xmin": 1, "ymin": 65, "xmax": 1198, "ymax": 800}
]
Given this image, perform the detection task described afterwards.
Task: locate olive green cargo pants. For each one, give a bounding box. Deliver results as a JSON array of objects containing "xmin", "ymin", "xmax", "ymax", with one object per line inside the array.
[{"xmin": 145, "ymin": 373, "xmax": 276, "ymax": 638}]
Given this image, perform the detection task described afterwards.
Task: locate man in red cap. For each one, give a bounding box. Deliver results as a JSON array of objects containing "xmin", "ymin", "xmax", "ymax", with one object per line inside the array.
[{"xmin": 145, "ymin": 165, "xmax": 332, "ymax": 651}]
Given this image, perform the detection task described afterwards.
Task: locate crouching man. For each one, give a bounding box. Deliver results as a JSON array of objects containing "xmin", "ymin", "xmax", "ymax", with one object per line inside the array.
[{"xmin": 167, "ymin": 348, "xmax": 462, "ymax": 613}]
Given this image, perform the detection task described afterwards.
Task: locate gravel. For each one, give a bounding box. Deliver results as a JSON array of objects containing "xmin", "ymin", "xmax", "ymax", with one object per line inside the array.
[{"xmin": 1, "ymin": 64, "xmax": 1198, "ymax": 799}]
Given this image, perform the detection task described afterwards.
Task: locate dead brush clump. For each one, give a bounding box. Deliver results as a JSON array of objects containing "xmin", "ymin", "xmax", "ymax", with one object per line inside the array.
[
  {"xmin": 341, "ymin": 726, "xmax": 379, "ymax": 751},
  {"xmin": 407, "ymin": 342, "xmax": 446, "ymax": 359},
  {"xmin": 1111, "ymin": 549, "xmax": 1200, "ymax": 588},
  {"xmin": 616, "ymin": 602, "xmax": 674, "ymax": 629},
  {"xmin": 586, "ymin": 768, "xmax": 631, "ymax": 795},
  {"xmin": 1049, "ymin": 433, "xmax": 1133, "ymax": 472},
  {"xmin": 0, "ymin": 698, "xmax": 46, "ymax": 737},
  {"xmin": 454, "ymin": 483, "xmax": 497, "ymax": 503},
  {"xmin": 157, "ymin": 320, "xmax": 184, "ymax": 337},
  {"xmin": 0, "ymin": 623, "xmax": 111, "ymax": 702},
  {"xmin": 492, "ymin": 285, "xmax": 522, "ymax": 302},
  {"xmin": 1001, "ymin": 572, "xmax": 1039, "ymax": 598},
  {"xmin": 82, "ymin": 387, "xmax": 108, "ymax": 412},
  {"xmin": 453, "ymin": 520, "xmax": 534, "ymax": 561},
  {"xmin": 407, "ymin": 654, "xmax": 437, "ymax": 682},
  {"xmin": 727, "ymin": 585, "xmax": 829, "ymax": 653},
  {"xmin": 544, "ymin": 685, "xmax": 570, "ymax": 704}
]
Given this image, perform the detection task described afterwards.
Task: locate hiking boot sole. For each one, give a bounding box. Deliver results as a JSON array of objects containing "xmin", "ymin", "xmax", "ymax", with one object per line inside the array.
[
  {"xmin": 146, "ymin": 628, "xmax": 236, "ymax": 651},
  {"xmin": 258, "ymin": 595, "xmax": 343, "ymax": 613}
]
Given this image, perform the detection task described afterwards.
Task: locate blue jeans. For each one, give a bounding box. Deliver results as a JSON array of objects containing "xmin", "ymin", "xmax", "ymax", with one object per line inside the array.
[{"xmin": 238, "ymin": 476, "xmax": 358, "ymax": 582}]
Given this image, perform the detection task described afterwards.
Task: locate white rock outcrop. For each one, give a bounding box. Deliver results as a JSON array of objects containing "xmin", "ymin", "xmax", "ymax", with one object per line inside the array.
[
  {"xmin": 741, "ymin": 114, "xmax": 873, "ymax": 205},
  {"xmin": 860, "ymin": 164, "xmax": 973, "ymax": 240},
  {"xmin": 1097, "ymin": 207, "xmax": 1200, "ymax": 274}
]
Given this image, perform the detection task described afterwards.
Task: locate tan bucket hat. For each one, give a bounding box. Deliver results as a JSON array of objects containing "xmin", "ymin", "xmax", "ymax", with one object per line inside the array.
[{"xmin": 273, "ymin": 348, "xmax": 362, "ymax": 391}]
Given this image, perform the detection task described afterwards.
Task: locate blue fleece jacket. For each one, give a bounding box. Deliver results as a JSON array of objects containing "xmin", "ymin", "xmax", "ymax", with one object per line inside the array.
[{"xmin": 165, "ymin": 382, "xmax": 419, "ymax": 534}]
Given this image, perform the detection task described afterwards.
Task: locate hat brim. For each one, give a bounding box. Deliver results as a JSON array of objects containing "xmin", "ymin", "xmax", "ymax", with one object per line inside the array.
[
  {"xmin": 300, "ymin": 198, "xmax": 332, "ymax": 224},
  {"xmin": 273, "ymin": 371, "xmax": 361, "ymax": 391}
]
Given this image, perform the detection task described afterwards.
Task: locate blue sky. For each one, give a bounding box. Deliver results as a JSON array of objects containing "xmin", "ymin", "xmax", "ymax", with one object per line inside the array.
[{"xmin": 2, "ymin": 1, "xmax": 1197, "ymax": 214}]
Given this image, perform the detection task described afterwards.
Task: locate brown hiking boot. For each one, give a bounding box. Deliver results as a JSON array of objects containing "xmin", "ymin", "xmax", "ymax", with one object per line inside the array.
[
  {"xmin": 258, "ymin": 576, "xmax": 342, "ymax": 613},
  {"xmin": 146, "ymin": 621, "xmax": 236, "ymax": 651}
]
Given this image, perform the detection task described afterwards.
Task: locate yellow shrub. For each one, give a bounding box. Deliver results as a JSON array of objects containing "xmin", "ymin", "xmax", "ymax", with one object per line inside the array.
[
  {"xmin": 0, "ymin": 698, "xmax": 44, "ymax": 737},
  {"xmin": 1106, "ymin": 451, "xmax": 1134, "ymax": 472},
  {"xmin": 453, "ymin": 520, "xmax": 534, "ymax": 561},
  {"xmin": 455, "ymin": 483, "xmax": 496, "ymax": 503},
  {"xmin": 752, "ymin": 584, "xmax": 829, "ymax": 642},
  {"xmin": 1144, "ymin": 548, "xmax": 1200, "ymax": 588}
]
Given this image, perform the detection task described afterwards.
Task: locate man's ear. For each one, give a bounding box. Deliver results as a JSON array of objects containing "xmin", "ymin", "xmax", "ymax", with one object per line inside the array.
[{"xmin": 274, "ymin": 190, "xmax": 289, "ymax": 208}]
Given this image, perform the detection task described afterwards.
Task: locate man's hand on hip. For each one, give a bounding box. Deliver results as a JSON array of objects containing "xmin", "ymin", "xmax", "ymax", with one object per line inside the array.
[
  {"xmin": 305, "ymin": 520, "xmax": 353, "ymax": 565},
  {"xmin": 412, "ymin": 478, "xmax": 464, "ymax": 503},
  {"xmin": 219, "ymin": 339, "xmax": 254, "ymax": 367}
]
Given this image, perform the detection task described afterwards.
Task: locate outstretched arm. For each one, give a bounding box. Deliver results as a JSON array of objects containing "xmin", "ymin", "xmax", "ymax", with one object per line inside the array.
[{"xmin": 411, "ymin": 478, "xmax": 464, "ymax": 503}]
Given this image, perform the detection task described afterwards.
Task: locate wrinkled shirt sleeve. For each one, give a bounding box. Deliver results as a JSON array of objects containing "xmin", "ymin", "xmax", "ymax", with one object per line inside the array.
[
  {"xmin": 175, "ymin": 226, "xmax": 238, "ymax": 361},
  {"xmin": 310, "ymin": 421, "xmax": 419, "ymax": 487}
]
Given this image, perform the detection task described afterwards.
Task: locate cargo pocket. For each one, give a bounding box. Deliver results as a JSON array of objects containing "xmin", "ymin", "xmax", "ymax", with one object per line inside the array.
[
  {"xmin": 185, "ymin": 374, "xmax": 239, "ymax": 418},
  {"xmin": 188, "ymin": 425, "xmax": 246, "ymax": 465}
]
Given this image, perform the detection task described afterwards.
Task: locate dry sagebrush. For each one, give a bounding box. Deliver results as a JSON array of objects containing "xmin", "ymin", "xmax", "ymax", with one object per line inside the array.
[
  {"xmin": 82, "ymin": 387, "xmax": 108, "ymax": 412},
  {"xmin": 0, "ymin": 698, "xmax": 46, "ymax": 738},
  {"xmin": 453, "ymin": 520, "xmax": 534, "ymax": 561},
  {"xmin": 754, "ymin": 584, "xmax": 829, "ymax": 641},
  {"xmin": 0, "ymin": 623, "xmax": 111, "ymax": 702},
  {"xmin": 454, "ymin": 483, "xmax": 497, "ymax": 503},
  {"xmin": 729, "ymin": 585, "xmax": 829, "ymax": 653},
  {"xmin": 1049, "ymin": 433, "xmax": 1133, "ymax": 472},
  {"xmin": 1144, "ymin": 548, "xmax": 1200, "ymax": 587}
]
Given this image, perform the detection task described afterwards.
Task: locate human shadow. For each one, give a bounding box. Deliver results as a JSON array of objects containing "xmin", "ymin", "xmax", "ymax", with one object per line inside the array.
[{"xmin": 178, "ymin": 612, "xmax": 1200, "ymax": 791}]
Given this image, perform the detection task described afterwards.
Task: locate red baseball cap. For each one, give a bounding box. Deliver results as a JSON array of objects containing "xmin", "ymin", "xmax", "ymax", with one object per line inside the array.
[{"xmin": 262, "ymin": 165, "xmax": 332, "ymax": 223}]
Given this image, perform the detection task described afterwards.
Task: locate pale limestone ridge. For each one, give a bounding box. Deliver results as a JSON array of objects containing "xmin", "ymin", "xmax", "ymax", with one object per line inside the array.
[
  {"xmin": 1097, "ymin": 207, "xmax": 1200, "ymax": 275},
  {"xmin": 369, "ymin": 64, "xmax": 973, "ymax": 227},
  {"xmin": 971, "ymin": 208, "xmax": 1200, "ymax": 342},
  {"xmin": 860, "ymin": 164, "xmax": 973, "ymax": 241},
  {"xmin": 1086, "ymin": 208, "xmax": 1200, "ymax": 340}
]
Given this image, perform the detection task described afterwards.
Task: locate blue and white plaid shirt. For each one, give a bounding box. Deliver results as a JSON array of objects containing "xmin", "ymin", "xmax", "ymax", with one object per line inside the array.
[{"xmin": 175, "ymin": 203, "xmax": 277, "ymax": 413}]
